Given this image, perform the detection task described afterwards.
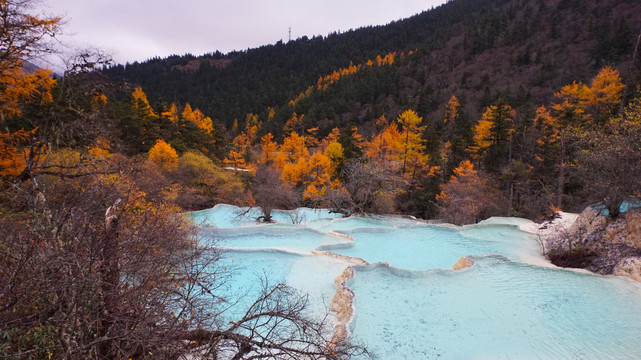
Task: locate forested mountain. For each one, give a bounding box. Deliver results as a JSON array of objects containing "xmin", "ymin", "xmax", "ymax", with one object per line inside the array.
[
  {"xmin": 3, "ymin": 0, "xmax": 641, "ymax": 357},
  {"xmin": 103, "ymin": 0, "xmax": 641, "ymax": 136},
  {"xmin": 94, "ymin": 0, "xmax": 641, "ymax": 221}
]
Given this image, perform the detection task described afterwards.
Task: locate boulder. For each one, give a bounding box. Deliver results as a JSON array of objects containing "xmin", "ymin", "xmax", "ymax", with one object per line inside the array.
[
  {"xmin": 568, "ymin": 206, "xmax": 609, "ymax": 248},
  {"xmin": 559, "ymin": 207, "xmax": 641, "ymax": 277},
  {"xmin": 612, "ymin": 209, "xmax": 641, "ymax": 248},
  {"xmin": 451, "ymin": 257, "xmax": 474, "ymax": 270},
  {"xmin": 613, "ymin": 257, "xmax": 641, "ymax": 282}
]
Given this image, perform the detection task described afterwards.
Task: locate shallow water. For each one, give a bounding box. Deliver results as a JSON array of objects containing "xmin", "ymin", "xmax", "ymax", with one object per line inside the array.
[
  {"xmin": 349, "ymin": 256, "xmax": 641, "ymax": 359},
  {"xmin": 190, "ymin": 203, "xmax": 343, "ymax": 228},
  {"xmin": 325, "ymin": 223, "xmax": 543, "ymax": 271},
  {"xmin": 193, "ymin": 205, "xmax": 641, "ymax": 359},
  {"xmin": 200, "ymin": 226, "xmax": 348, "ymax": 253},
  {"xmin": 217, "ymin": 249, "xmax": 350, "ymax": 322}
]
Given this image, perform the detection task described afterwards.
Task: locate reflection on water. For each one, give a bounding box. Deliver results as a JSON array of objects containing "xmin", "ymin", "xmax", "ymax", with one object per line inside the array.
[{"xmin": 193, "ymin": 205, "xmax": 641, "ymax": 360}]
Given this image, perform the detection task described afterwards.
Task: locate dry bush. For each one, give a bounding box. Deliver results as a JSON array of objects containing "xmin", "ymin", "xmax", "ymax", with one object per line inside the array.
[{"xmin": 1, "ymin": 154, "xmax": 365, "ymax": 359}]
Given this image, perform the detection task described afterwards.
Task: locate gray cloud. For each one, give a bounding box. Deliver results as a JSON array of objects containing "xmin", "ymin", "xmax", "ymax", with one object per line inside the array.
[{"xmin": 41, "ymin": 0, "xmax": 446, "ymax": 65}]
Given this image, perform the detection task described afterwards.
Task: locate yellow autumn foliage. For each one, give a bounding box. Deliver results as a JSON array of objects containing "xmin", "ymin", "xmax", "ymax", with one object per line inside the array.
[
  {"xmin": 259, "ymin": 133, "xmax": 278, "ymax": 164},
  {"xmin": 131, "ymin": 87, "xmax": 156, "ymax": 118},
  {"xmin": 148, "ymin": 139, "xmax": 178, "ymax": 172},
  {"xmin": 0, "ymin": 128, "xmax": 37, "ymax": 177},
  {"xmin": 182, "ymin": 103, "xmax": 213, "ymax": 134},
  {"xmin": 365, "ymin": 122, "xmax": 404, "ymax": 164},
  {"xmin": 161, "ymin": 103, "xmax": 179, "ymax": 122}
]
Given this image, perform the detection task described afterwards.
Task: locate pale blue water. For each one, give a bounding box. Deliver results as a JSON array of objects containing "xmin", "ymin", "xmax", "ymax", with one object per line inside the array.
[
  {"xmin": 306, "ymin": 214, "xmax": 419, "ymax": 232},
  {"xmin": 200, "ymin": 226, "xmax": 348, "ymax": 253},
  {"xmin": 348, "ymin": 256, "xmax": 641, "ymax": 360},
  {"xmin": 192, "ymin": 205, "xmax": 641, "ymax": 359},
  {"xmin": 324, "ymin": 223, "xmax": 541, "ymax": 271},
  {"xmin": 217, "ymin": 249, "xmax": 350, "ymax": 322},
  {"xmin": 190, "ymin": 203, "xmax": 343, "ymax": 228}
]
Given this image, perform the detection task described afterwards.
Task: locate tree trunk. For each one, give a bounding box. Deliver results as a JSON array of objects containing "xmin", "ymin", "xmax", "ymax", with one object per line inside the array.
[
  {"xmin": 556, "ymin": 136, "xmax": 565, "ymax": 210},
  {"xmin": 402, "ymin": 130, "xmax": 409, "ymax": 174},
  {"xmin": 98, "ymin": 198, "xmax": 122, "ymax": 359},
  {"xmin": 508, "ymin": 182, "xmax": 514, "ymax": 217}
]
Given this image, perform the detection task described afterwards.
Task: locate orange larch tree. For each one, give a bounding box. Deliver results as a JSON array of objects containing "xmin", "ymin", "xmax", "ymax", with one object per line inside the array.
[
  {"xmin": 283, "ymin": 112, "xmax": 304, "ymax": 135},
  {"xmin": 396, "ymin": 109, "xmax": 428, "ymax": 178},
  {"xmin": 182, "ymin": 103, "xmax": 213, "ymax": 135},
  {"xmin": 302, "ymin": 151, "xmax": 334, "ymax": 202},
  {"xmin": 469, "ymin": 99, "xmax": 515, "ymax": 170},
  {"xmin": 443, "ymin": 95, "xmax": 460, "ymax": 126},
  {"xmin": 0, "ymin": 0, "xmax": 60, "ymax": 179},
  {"xmin": 131, "ymin": 87, "xmax": 155, "ymax": 119},
  {"xmin": 581, "ymin": 65, "xmax": 625, "ymax": 123},
  {"xmin": 365, "ymin": 121, "xmax": 404, "ymax": 166},
  {"xmin": 161, "ymin": 103, "xmax": 179, "ymax": 122},
  {"xmin": 223, "ymin": 132, "xmax": 251, "ymax": 171},
  {"xmin": 0, "ymin": 0, "xmax": 60, "ymax": 120},
  {"xmin": 258, "ymin": 133, "xmax": 278, "ymax": 165},
  {"xmin": 276, "ymin": 131, "xmax": 309, "ymax": 167},
  {"xmin": 148, "ymin": 139, "xmax": 178, "ymax": 172},
  {"xmin": 544, "ymin": 66, "xmax": 625, "ymax": 209}
]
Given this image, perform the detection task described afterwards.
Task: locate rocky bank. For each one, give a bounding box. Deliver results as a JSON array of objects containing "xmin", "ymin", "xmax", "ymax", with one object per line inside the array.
[{"xmin": 539, "ymin": 206, "xmax": 641, "ymax": 281}]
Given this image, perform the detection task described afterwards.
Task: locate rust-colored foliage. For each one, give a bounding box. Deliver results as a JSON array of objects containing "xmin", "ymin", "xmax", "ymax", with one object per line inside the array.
[{"xmin": 437, "ymin": 160, "xmax": 504, "ymax": 224}]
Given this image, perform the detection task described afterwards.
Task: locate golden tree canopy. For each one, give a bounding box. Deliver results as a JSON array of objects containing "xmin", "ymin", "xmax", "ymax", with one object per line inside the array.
[
  {"xmin": 131, "ymin": 87, "xmax": 156, "ymax": 118},
  {"xmin": 444, "ymin": 95, "xmax": 460, "ymax": 125},
  {"xmin": 182, "ymin": 103, "xmax": 214, "ymax": 134},
  {"xmin": 148, "ymin": 139, "xmax": 179, "ymax": 172},
  {"xmin": 259, "ymin": 133, "xmax": 278, "ymax": 164},
  {"xmin": 0, "ymin": 0, "xmax": 60, "ymax": 120}
]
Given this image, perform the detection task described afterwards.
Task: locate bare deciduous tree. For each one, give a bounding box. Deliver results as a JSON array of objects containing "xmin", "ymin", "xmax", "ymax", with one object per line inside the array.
[
  {"xmin": 572, "ymin": 95, "xmax": 641, "ymax": 218},
  {"xmin": 324, "ymin": 159, "xmax": 404, "ymax": 216},
  {"xmin": 251, "ymin": 164, "xmax": 298, "ymax": 222},
  {"xmin": 0, "ymin": 156, "xmax": 365, "ymax": 359}
]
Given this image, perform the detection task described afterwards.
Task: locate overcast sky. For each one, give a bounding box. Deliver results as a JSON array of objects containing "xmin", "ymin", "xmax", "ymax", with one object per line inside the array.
[{"xmin": 39, "ymin": 0, "xmax": 447, "ymax": 67}]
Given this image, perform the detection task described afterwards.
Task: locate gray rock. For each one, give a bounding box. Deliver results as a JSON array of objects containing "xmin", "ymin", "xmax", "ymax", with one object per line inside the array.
[
  {"xmin": 613, "ymin": 257, "xmax": 641, "ymax": 282},
  {"xmin": 546, "ymin": 206, "xmax": 641, "ymax": 278}
]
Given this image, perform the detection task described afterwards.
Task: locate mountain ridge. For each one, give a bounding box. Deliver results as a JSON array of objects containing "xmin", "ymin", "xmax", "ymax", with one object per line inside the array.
[{"xmin": 102, "ymin": 0, "xmax": 641, "ymax": 136}]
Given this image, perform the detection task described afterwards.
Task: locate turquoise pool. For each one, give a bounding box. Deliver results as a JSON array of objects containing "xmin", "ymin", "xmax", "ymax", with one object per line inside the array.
[{"xmin": 193, "ymin": 205, "xmax": 641, "ymax": 359}]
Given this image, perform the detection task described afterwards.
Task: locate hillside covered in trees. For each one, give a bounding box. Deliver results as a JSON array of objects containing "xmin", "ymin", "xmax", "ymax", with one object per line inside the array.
[
  {"xmin": 2, "ymin": 0, "xmax": 641, "ymax": 357},
  {"xmin": 96, "ymin": 0, "xmax": 641, "ymax": 219},
  {"xmin": 103, "ymin": 0, "xmax": 641, "ymax": 133}
]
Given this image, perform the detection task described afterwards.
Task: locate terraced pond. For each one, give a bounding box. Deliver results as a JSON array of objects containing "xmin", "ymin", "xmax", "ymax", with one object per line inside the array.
[{"xmin": 192, "ymin": 204, "xmax": 641, "ymax": 359}]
